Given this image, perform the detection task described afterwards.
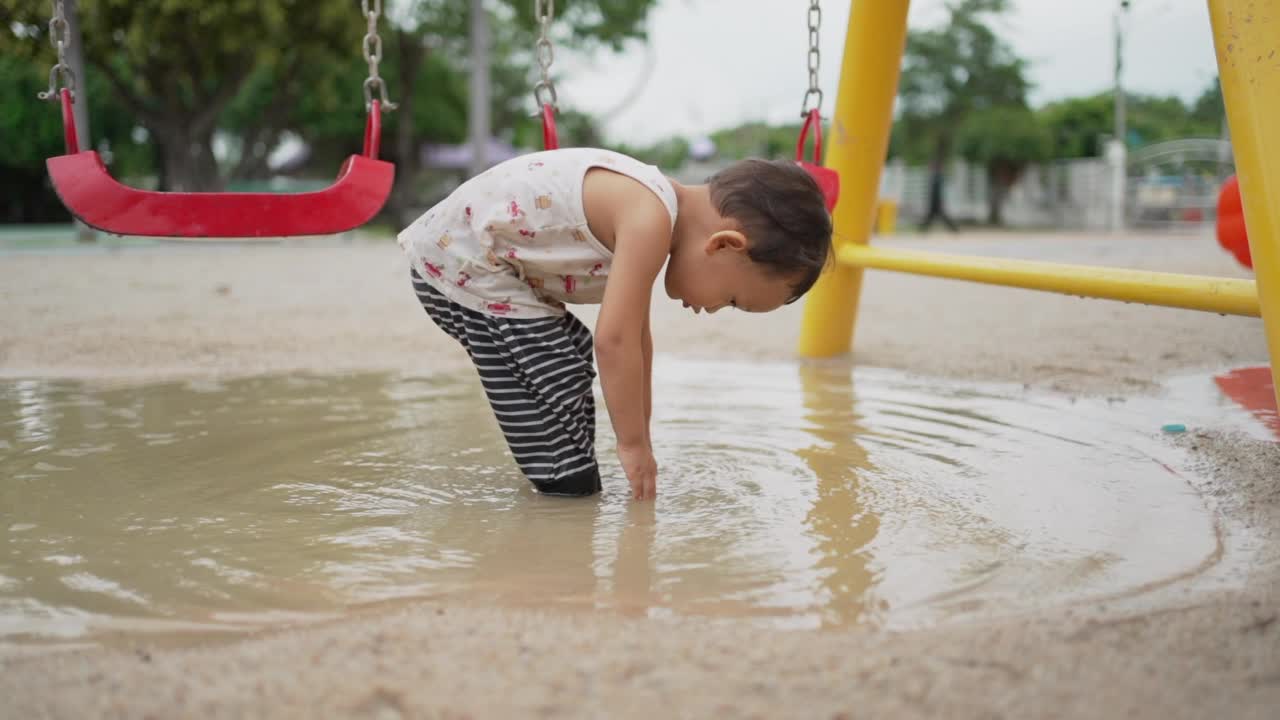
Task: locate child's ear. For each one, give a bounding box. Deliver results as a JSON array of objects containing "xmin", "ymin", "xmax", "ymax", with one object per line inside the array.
[{"xmin": 705, "ymin": 230, "xmax": 748, "ymax": 255}]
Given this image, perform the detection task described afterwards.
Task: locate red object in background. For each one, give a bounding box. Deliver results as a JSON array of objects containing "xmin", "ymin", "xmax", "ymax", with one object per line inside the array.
[
  {"xmin": 796, "ymin": 109, "xmax": 840, "ymax": 212},
  {"xmin": 46, "ymin": 92, "xmax": 394, "ymax": 238},
  {"xmin": 1216, "ymin": 175, "xmax": 1252, "ymax": 269},
  {"xmin": 1215, "ymin": 366, "xmax": 1280, "ymax": 440}
]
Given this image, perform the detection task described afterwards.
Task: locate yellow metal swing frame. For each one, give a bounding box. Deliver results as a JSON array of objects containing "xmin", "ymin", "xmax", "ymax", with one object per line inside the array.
[{"xmin": 799, "ymin": 0, "xmax": 1280, "ymax": 412}]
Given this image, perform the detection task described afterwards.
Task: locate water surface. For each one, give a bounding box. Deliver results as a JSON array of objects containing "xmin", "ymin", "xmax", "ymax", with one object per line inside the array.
[{"xmin": 0, "ymin": 359, "xmax": 1263, "ymax": 644}]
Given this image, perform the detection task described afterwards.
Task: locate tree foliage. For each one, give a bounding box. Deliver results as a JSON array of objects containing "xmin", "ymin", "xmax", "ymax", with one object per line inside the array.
[
  {"xmin": 957, "ymin": 105, "xmax": 1051, "ymax": 224},
  {"xmin": 894, "ymin": 0, "xmax": 1029, "ymax": 164},
  {"xmin": 0, "ymin": 36, "xmax": 150, "ymax": 221},
  {"xmin": 1, "ymin": 0, "xmax": 658, "ymax": 212},
  {"xmin": 892, "ymin": 0, "xmax": 1040, "ymax": 225},
  {"xmin": 1039, "ymin": 81, "xmax": 1225, "ymax": 159}
]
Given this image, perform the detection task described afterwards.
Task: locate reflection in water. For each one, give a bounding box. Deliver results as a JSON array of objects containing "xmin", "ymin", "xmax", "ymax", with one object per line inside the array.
[
  {"xmin": 611, "ymin": 502, "xmax": 658, "ymax": 617},
  {"xmin": 1214, "ymin": 366, "xmax": 1280, "ymax": 439},
  {"xmin": 0, "ymin": 360, "xmax": 1253, "ymax": 645},
  {"xmin": 797, "ymin": 365, "xmax": 879, "ymax": 627}
]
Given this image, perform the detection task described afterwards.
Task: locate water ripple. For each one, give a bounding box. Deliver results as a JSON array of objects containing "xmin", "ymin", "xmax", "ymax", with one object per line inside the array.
[{"xmin": 0, "ymin": 361, "xmax": 1260, "ymax": 642}]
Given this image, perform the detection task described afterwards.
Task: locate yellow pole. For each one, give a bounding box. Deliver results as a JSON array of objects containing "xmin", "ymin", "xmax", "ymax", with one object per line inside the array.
[
  {"xmin": 797, "ymin": 0, "xmax": 911, "ymax": 358},
  {"xmin": 1209, "ymin": 0, "xmax": 1280, "ymax": 412},
  {"xmin": 838, "ymin": 245, "xmax": 1261, "ymax": 317}
]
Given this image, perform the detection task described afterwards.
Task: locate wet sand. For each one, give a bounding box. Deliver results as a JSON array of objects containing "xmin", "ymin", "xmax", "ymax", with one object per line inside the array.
[{"xmin": 2, "ymin": 231, "xmax": 1278, "ymax": 718}]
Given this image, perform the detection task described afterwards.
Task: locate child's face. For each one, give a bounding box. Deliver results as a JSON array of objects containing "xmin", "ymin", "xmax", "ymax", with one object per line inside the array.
[{"xmin": 664, "ymin": 231, "xmax": 796, "ymax": 315}]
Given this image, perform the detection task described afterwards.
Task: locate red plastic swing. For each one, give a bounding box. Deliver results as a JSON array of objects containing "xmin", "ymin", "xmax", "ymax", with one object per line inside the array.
[
  {"xmin": 42, "ymin": 2, "xmax": 395, "ymax": 238},
  {"xmin": 796, "ymin": 108, "xmax": 840, "ymax": 212},
  {"xmin": 1216, "ymin": 175, "xmax": 1252, "ymax": 269},
  {"xmin": 47, "ymin": 91, "xmax": 394, "ymax": 238}
]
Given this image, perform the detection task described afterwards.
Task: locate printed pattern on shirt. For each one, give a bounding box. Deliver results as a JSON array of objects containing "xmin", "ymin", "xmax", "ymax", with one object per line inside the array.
[{"xmin": 397, "ymin": 148, "xmax": 678, "ymax": 319}]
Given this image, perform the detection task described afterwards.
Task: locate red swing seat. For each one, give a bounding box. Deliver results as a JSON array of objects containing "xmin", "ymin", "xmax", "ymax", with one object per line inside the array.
[
  {"xmin": 46, "ymin": 90, "xmax": 394, "ymax": 238},
  {"xmin": 795, "ymin": 108, "xmax": 840, "ymax": 212}
]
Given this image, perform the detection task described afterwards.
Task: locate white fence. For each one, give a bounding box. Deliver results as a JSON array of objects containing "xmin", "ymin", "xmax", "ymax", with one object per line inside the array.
[
  {"xmin": 882, "ymin": 159, "xmax": 1115, "ymax": 230},
  {"xmin": 675, "ymin": 139, "xmax": 1233, "ymax": 233},
  {"xmin": 883, "ymin": 139, "xmax": 1234, "ymax": 232}
]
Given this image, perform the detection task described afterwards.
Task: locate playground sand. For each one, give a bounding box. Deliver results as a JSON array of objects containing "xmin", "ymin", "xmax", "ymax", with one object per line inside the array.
[{"xmin": 2, "ymin": 231, "xmax": 1278, "ymax": 718}]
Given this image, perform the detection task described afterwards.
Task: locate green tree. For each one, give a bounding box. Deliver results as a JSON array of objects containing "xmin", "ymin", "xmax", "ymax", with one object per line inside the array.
[
  {"xmin": 956, "ymin": 105, "xmax": 1051, "ymax": 224},
  {"xmin": 0, "ymin": 48, "xmax": 150, "ymax": 221},
  {"xmin": 894, "ymin": 0, "xmax": 1030, "ymax": 164},
  {"xmin": 1188, "ymin": 77, "xmax": 1225, "ymax": 133},
  {"xmin": 0, "ymin": 54, "xmax": 70, "ymax": 222},
  {"xmin": 2, "ymin": 0, "xmax": 657, "ymax": 204},
  {"xmin": 708, "ymin": 122, "xmax": 804, "ymax": 162},
  {"xmin": 1, "ymin": 0, "xmax": 359, "ymax": 191},
  {"xmin": 1039, "ymin": 89, "xmax": 1224, "ymax": 159},
  {"xmin": 373, "ymin": 0, "xmax": 655, "ymax": 223},
  {"xmin": 1037, "ymin": 93, "xmax": 1111, "ymax": 158}
]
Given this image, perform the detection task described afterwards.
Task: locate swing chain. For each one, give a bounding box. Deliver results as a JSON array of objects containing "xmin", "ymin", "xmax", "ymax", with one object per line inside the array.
[
  {"xmin": 38, "ymin": 0, "xmax": 76, "ymax": 102},
  {"xmin": 801, "ymin": 0, "xmax": 823, "ymax": 117},
  {"xmin": 532, "ymin": 0, "xmax": 558, "ymax": 110},
  {"xmin": 362, "ymin": 0, "xmax": 397, "ymax": 112}
]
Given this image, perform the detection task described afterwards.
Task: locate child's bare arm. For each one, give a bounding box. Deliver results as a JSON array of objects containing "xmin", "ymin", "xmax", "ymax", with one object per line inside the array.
[
  {"xmin": 595, "ymin": 199, "xmax": 670, "ymax": 500},
  {"xmin": 641, "ymin": 308, "xmax": 653, "ymax": 444}
]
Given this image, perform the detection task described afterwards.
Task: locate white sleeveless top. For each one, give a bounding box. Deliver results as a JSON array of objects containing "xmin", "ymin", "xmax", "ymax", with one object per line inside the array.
[{"xmin": 397, "ymin": 148, "xmax": 679, "ymax": 319}]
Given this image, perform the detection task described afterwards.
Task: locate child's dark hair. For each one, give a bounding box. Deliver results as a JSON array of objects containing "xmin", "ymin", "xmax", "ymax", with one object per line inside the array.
[{"xmin": 707, "ymin": 159, "xmax": 833, "ymax": 303}]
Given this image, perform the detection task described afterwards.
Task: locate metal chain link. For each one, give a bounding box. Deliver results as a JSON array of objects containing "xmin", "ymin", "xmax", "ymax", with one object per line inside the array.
[
  {"xmin": 800, "ymin": 0, "xmax": 823, "ymax": 116},
  {"xmin": 362, "ymin": 0, "xmax": 397, "ymax": 111},
  {"xmin": 38, "ymin": 0, "xmax": 76, "ymax": 102},
  {"xmin": 532, "ymin": 0, "xmax": 558, "ymax": 110}
]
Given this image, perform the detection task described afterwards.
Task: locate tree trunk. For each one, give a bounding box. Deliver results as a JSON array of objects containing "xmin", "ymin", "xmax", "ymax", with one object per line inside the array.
[
  {"xmin": 154, "ymin": 124, "xmax": 223, "ymax": 192},
  {"xmin": 986, "ymin": 164, "xmax": 1022, "ymax": 227},
  {"xmin": 96, "ymin": 52, "xmax": 254, "ymax": 192},
  {"xmin": 152, "ymin": 139, "xmax": 168, "ymax": 191},
  {"xmin": 987, "ymin": 183, "xmax": 1005, "ymax": 226},
  {"xmin": 230, "ymin": 54, "xmax": 305, "ymax": 183},
  {"xmin": 390, "ymin": 29, "xmax": 426, "ymax": 227},
  {"xmin": 932, "ymin": 133, "xmax": 952, "ymax": 165}
]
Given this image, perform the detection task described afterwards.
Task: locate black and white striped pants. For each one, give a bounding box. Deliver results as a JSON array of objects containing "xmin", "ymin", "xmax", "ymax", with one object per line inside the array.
[{"xmin": 410, "ymin": 269, "xmax": 602, "ymax": 496}]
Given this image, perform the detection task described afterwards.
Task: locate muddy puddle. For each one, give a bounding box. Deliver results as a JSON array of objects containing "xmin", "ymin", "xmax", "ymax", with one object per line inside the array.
[{"xmin": 1, "ymin": 359, "xmax": 1270, "ymax": 645}]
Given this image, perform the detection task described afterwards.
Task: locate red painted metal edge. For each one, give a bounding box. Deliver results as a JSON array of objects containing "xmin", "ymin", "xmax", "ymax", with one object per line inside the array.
[
  {"xmin": 798, "ymin": 161, "xmax": 840, "ymax": 213},
  {"xmin": 47, "ymin": 151, "xmax": 395, "ymax": 238},
  {"xmin": 795, "ymin": 108, "xmax": 823, "ymax": 165},
  {"xmin": 363, "ymin": 100, "xmax": 381, "ymax": 159},
  {"xmin": 795, "ymin": 109, "xmax": 838, "ymax": 212},
  {"xmin": 541, "ymin": 103, "xmax": 560, "ymax": 151},
  {"xmin": 60, "ymin": 89, "xmax": 79, "ymax": 154}
]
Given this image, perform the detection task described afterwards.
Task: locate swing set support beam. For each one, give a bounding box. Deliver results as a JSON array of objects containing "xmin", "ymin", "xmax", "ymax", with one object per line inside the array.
[
  {"xmin": 1209, "ymin": 0, "xmax": 1280, "ymax": 412},
  {"xmin": 800, "ymin": 0, "xmax": 1280, "ymax": 414},
  {"xmin": 838, "ymin": 244, "xmax": 1260, "ymax": 317},
  {"xmin": 796, "ymin": 0, "xmax": 910, "ymax": 358}
]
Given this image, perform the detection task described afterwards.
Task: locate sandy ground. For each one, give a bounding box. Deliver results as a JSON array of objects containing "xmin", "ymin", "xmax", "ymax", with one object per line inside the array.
[{"xmin": 1, "ymin": 230, "xmax": 1278, "ymax": 718}]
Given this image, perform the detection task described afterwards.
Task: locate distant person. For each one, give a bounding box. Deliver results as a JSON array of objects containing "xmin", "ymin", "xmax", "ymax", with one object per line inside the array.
[
  {"xmin": 397, "ymin": 150, "xmax": 832, "ymax": 500},
  {"xmin": 919, "ymin": 160, "xmax": 959, "ymax": 233}
]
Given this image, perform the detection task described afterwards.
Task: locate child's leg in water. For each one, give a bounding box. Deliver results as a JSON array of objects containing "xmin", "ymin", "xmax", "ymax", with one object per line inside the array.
[{"xmin": 410, "ymin": 269, "xmax": 601, "ymax": 496}]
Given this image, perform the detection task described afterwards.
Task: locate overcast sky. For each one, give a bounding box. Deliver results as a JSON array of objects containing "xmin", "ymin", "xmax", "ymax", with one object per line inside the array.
[{"xmin": 553, "ymin": 0, "xmax": 1219, "ymax": 144}]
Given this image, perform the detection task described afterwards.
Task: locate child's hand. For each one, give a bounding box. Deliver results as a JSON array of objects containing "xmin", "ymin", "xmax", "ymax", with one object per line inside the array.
[{"xmin": 618, "ymin": 443, "xmax": 657, "ymax": 500}]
